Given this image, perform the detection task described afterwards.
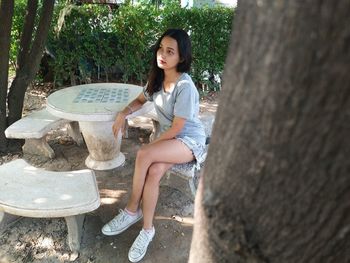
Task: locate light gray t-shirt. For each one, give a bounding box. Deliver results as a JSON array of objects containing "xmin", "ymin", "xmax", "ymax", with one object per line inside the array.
[{"xmin": 144, "ymin": 73, "xmax": 206, "ymax": 145}]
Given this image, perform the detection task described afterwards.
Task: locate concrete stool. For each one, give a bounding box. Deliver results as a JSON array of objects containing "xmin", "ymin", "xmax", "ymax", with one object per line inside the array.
[
  {"xmin": 0, "ymin": 159, "xmax": 100, "ymax": 252},
  {"xmin": 161, "ymin": 114, "xmax": 214, "ymax": 199},
  {"xmin": 124, "ymin": 101, "xmax": 160, "ymax": 140},
  {"xmin": 5, "ymin": 108, "xmax": 84, "ymax": 158}
]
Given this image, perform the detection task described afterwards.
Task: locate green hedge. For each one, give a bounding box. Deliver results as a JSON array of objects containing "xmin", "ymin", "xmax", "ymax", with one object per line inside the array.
[{"xmin": 12, "ymin": 2, "xmax": 234, "ymax": 91}]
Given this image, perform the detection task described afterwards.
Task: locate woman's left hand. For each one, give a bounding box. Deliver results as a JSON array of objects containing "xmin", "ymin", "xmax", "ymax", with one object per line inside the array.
[{"xmin": 112, "ymin": 112, "xmax": 127, "ymax": 137}]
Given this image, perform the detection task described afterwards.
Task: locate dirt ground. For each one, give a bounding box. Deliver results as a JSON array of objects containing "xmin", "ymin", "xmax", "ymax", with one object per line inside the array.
[{"xmin": 0, "ymin": 84, "xmax": 218, "ymax": 263}]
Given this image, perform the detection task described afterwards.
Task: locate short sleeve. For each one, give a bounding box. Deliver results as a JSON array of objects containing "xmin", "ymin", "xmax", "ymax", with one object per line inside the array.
[
  {"xmin": 143, "ymin": 84, "xmax": 153, "ymax": 101},
  {"xmin": 173, "ymin": 83, "xmax": 195, "ymax": 120}
]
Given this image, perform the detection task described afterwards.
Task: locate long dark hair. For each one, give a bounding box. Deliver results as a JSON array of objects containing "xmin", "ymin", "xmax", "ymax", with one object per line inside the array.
[{"xmin": 146, "ymin": 29, "xmax": 192, "ymax": 96}]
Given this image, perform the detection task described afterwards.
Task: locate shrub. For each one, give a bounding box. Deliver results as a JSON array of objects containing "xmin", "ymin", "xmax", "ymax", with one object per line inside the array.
[{"xmin": 11, "ymin": 2, "xmax": 234, "ymax": 91}]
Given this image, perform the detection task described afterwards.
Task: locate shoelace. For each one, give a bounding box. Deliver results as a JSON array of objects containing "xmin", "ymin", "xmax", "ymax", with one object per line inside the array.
[
  {"xmin": 131, "ymin": 230, "xmax": 149, "ymax": 253},
  {"xmin": 110, "ymin": 209, "xmax": 127, "ymax": 228}
]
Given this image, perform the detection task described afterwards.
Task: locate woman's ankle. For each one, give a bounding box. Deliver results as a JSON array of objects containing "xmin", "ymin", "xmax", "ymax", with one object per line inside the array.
[
  {"xmin": 143, "ymin": 223, "xmax": 154, "ymax": 230},
  {"xmin": 125, "ymin": 202, "xmax": 139, "ymax": 214},
  {"xmin": 125, "ymin": 207, "xmax": 138, "ymax": 216},
  {"xmin": 143, "ymin": 226, "xmax": 155, "ymax": 235}
]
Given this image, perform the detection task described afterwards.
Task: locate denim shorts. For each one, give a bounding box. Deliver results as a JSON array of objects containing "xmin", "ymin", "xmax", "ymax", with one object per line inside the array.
[{"xmin": 176, "ymin": 136, "xmax": 207, "ymax": 169}]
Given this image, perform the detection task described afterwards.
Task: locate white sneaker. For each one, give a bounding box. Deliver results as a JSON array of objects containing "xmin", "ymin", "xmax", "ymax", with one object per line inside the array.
[
  {"xmin": 102, "ymin": 209, "xmax": 143, "ymax": 236},
  {"xmin": 128, "ymin": 227, "xmax": 155, "ymax": 262}
]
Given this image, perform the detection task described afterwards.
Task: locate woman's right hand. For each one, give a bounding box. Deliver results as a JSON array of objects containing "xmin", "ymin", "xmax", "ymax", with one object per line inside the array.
[{"xmin": 112, "ymin": 112, "xmax": 127, "ymax": 137}]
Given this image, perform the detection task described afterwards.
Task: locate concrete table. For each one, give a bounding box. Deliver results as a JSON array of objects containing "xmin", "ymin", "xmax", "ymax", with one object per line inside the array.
[{"xmin": 47, "ymin": 83, "xmax": 142, "ymax": 170}]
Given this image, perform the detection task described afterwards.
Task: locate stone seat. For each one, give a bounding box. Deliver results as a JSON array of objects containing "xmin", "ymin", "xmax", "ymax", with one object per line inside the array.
[
  {"xmin": 0, "ymin": 159, "xmax": 100, "ymax": 252},
  {"xmin": 161, "ymin": 140, "xmax": 210, "ymax": 200},
  {"xmin": 5, "ymin": 108, "xmax": 84, "ymax": 158},
  {"xmin": 124, "ymin": 101, "xmax": 160, "ymax": 141},
  {"xmin": 161, "ymin": 161, "xmax": 201, "ymax": 200}
]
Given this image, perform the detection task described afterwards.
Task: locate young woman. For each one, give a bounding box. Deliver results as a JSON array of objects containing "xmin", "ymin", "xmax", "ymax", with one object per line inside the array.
[{"xmin": 101, "ymin": 29, "xmax": 206, "ymax": 262}]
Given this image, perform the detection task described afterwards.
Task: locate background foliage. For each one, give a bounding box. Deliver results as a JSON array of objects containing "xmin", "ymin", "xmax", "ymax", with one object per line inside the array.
[{"xmin": 10, "ymin": 2, "xmax": 234, "ymax": 92}]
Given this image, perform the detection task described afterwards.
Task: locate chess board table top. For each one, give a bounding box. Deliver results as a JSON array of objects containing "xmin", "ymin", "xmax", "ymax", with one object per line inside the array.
[{"xmin": 47, "ymin": 83, "xmax": 143, "ymax": 122}]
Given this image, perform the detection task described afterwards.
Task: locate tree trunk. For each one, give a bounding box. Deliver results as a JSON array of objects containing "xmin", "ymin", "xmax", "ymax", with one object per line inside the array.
[
  {"xmin": 7, "ymin": 0, "xmax": 55, "ymax": 126},
  {"xmin": 16, "ymin": 0, "xmax": 38, "ymax": 70},
  {"xmin": 190, "ymin": 1, "xmax": 350, "ymax": 263},
  {"xmin": 0, "ymin": 0, "xmax": 14, "ymax": 152}
]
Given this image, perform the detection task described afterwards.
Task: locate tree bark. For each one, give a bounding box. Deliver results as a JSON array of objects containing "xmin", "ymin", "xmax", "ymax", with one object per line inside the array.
[
  {"xmin": 7, "ymin": 0, "xmax": 55, "ymax": 126},
  {"xmin": 0, "ymin": 0, "xmax": 14, "ymax": 152},
  {"xmin": 190, "ymin": 1, "xmax": 350, "ymax": 262}
]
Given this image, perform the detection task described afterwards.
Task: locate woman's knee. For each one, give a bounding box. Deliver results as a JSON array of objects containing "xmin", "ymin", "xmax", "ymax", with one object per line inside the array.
[
  {"xmin": 136, "ymin": 145, "xmax": 150, "ymax": 160},
  {"xmin": 146, "ymin": 164, "xmax": 167, "ymax": 185},
  {"xmin": 148, "ymin": 163, "xmax": 165, "ymax": 177}
]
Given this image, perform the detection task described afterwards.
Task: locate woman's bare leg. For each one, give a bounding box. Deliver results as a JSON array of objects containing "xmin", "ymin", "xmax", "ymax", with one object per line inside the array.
[
  {"xmin": 126, "ymin": 139, "xmax": 194, "ymax": 213},
  {"xmin": 142, "ymin": 162, "xmax": 173, "ymax": 229}
]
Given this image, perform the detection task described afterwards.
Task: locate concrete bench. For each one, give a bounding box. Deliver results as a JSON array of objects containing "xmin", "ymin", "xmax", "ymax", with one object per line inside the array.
[
  {"xmin": 128, "ymin": 103, "xmax": 215, "ymax": 200},
  {"xmin": 0, "ymin": 159, "xmax": 100, "ymax": 252},
  {"xmin": 161, "ymin": 113, "xmax": 214, "ymax": 200},
  {"xmin": 124, "ymin": 101, "xmax": 160, "ymax": 141},
  {"xmin": 5, "ymin": 108, "xmax": 84, "ymax": 158}
]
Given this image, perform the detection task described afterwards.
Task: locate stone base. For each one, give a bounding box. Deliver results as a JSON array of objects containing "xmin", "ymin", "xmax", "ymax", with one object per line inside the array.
[
  {"xmin": 161, "ymin": 172, "xmax": 196, "ymax": 201},
  {"xmin": 23, "ymin": 137, "xmax": 55, "ymax": 159},
  {"xmin": 65, "ymin": 214, "xmax": 85, "ymax": 252},
  {"xmin": 85, "ymin": 152, "xmax": 125, "ymax": 170},
  {"xmin": 66, "ymin": 122, "xmax": 84, "ymax": 146}
]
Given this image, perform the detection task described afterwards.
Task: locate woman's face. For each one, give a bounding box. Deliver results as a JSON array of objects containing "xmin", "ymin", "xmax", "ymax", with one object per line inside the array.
[{"xmin": 157, "ymin": 36, "xmax": 181, "ymax": 71}]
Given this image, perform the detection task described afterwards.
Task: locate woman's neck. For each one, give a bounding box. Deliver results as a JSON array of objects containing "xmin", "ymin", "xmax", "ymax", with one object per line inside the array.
[
  {"xmin": 163, "ymin": 70, "xmax": 182, "ymax": 92},
  {"xmin": 163, "ymin": 69, "xmax": 182, "ymax": 83}
]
